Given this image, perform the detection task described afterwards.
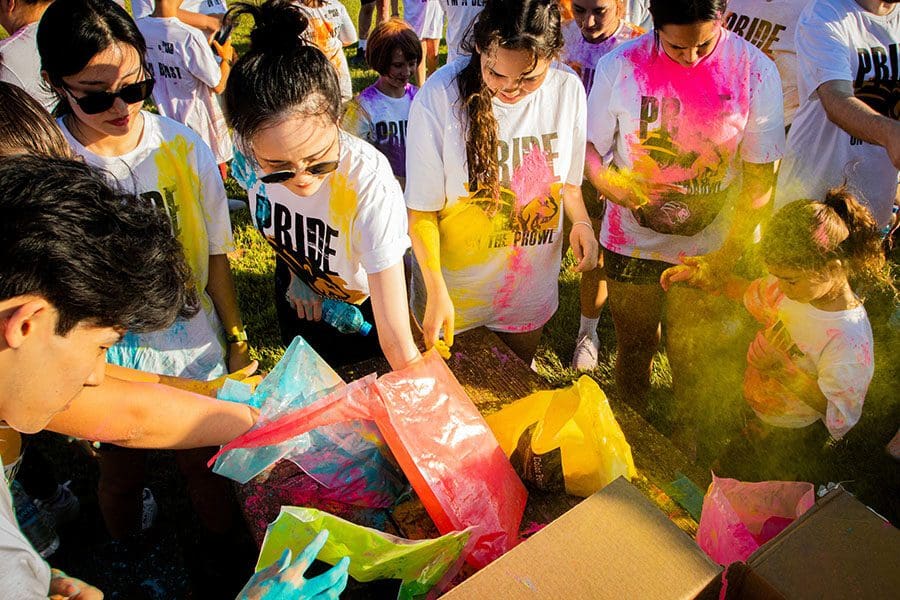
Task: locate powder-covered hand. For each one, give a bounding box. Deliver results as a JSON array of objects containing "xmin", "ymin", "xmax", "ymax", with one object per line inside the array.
[
  {"xmin": 238, "ymin": 530, "xmax": 350, "ymax": 600},
  {"xmin": 48, "ymin": 569, "xmax": 103, "ymax": 600},
  {"xmin": 286, "ymin": 272, "xmax": 324, "ymax": 322},
  {"xmin": 569, "ymin": 222, "xmax": 599, "ymax": 272}
]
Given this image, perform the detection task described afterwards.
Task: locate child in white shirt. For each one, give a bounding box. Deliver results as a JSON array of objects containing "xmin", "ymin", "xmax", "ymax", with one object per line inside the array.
[
  {"xmin": 294, "ymin": 0, "xmax": 358, "ymax": 102},
  {"xmin": 137, "ymin": 0, "xmax": 234, "ymax": 172},
  {"xmin": 343, "ymin": 19, "xmax": 421, "ymax": 187}
]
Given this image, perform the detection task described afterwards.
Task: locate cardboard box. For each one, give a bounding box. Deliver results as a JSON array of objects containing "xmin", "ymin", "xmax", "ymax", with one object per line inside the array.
[
  {"xmin": 442, "ymin": 477, "xmax": 721, "ymax": 599},
  {"xmin": 745, "ymin": 486, "xmax": 900, "ymax": 599}
]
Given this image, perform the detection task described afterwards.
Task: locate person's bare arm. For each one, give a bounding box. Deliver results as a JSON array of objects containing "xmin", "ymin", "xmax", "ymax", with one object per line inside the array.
[
  {"xmin": 818, "ymin": 80, "xmax": 900, "ymax": 168},
  {"xmin": 367, "ymin": 263, "xmax": 421, "ymax": 370},
  {"xmin": 46, "ymin": 376, "xmax": 257, "ymax": 449},
  {"xmin": 177, "ymin": 10, "xmax": 223, "ymax": 38}
]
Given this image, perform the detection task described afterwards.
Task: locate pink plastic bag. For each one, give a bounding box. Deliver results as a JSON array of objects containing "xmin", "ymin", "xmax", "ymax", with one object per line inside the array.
[
  {"xmin": 696, "ymin": 474, "xmax": 815, "ymax": 565},
  {"xmin": 211, "ymin": 350, "xmax": 527, "ymax": 568}
]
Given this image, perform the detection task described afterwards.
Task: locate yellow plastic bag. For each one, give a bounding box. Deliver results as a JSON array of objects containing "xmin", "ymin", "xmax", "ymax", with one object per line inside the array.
[{"xmin": 486, "ymin": 376, "xmax": 636, "ymax": 497}]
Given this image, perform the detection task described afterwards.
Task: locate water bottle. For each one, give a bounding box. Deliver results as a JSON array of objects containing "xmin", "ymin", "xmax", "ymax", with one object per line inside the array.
[
  {"xmin": 10, "ymin": 480, "xmax": 59, "ymax": 558},
  {"xmin": 321, "ymin": 299, "xmax": 372, "ymax": 335}
]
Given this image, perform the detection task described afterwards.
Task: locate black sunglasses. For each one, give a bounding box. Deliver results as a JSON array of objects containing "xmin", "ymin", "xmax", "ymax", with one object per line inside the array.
[
  {"xmin": 64, "ymin": 78, "xmax": 155, "ymax": 115},
  {"xmin": 258, "ymin": 133, "xmax": 342, "ymax": 184}
]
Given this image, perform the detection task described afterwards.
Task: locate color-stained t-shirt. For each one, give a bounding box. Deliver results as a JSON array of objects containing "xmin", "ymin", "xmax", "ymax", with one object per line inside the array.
[
  {"xmin": 294, "ymin": 0, "xmax": 357, "ymax": 102},
  {"xmin": 587, "ymin": 29, "xmax": 785, "ymax": 264},
  {"xmin": 560, "ymin": 18, "xmax": 643, "ymax": 94},
  {"xmin": 343, "ymin": 83, "xmax": 417, "ymax": 179},
  {"xmin": 232, "ymin": 132, "xmax": 410, "ymax": 305},
  {"xmin": 405, "ymin": 0, "xmax": 444, "ymax": 40},
  {"xmin": 137, "ymin": 16, "xmax": 233, "ymax": 163},
  {"xmin": 405, "ymin": 59, "xmax": 586, "ymax": 333},
  {"xmin": 60, "ymin": 112, "xmax": 233, "ymax": 379},
  {"xmin": 724, "ymin": 0, "xmax": 806, "ymax": 126},
  {"xmin": 775, "ymin": 0, "xmax": 900, "ymax": 231},
  {"xmin": 742, "ymin": 277, "xmax": 873, "ymax": 440},
  {"xmin": 132, "ymin": 0, "xmax": 228, "ymax": 19}
]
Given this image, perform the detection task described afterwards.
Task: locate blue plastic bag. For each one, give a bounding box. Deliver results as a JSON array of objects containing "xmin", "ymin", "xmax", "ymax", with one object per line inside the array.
[{"xmin": 213, "ymin": 337, "xmax": 406, "ymax": 508}]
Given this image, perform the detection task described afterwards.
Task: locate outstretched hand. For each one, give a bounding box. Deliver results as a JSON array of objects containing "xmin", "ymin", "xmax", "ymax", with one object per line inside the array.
[{"xmin": 238, "ymin": 530, "xmax": 350, "ymax": 600}]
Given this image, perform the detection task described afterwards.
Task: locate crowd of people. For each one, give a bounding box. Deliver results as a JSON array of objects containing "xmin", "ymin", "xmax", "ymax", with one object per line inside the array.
[{"xmin": 0, "ymin": 0, "xmax": 897, "ymax": 597}]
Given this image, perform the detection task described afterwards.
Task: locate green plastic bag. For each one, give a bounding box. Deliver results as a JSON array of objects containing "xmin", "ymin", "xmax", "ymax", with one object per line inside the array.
[{"xmin": 256, "ymin": 507, "xmax": 472, "ymax": 599}]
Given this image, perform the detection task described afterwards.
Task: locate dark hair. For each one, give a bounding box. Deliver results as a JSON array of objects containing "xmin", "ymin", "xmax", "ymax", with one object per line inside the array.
[
  {"xmin": 457, "ymin": 0, "xmax": 562, "ymax": 196},
  {"xmin": 223, "ymin": 0, "xmax": 342, "ymax": 151},
  {"xmin": 648, "ymin": 0, "xmax": 726, "ymax": 27},
  {"xmin": 0, "ymin": 155, "xmax": 198, "ymax": 336},
  {"xmin": 761, "ymin": 188, "xmax": 889, "ymax": 289},
  {"xmin": 36, "ymin": 0, "xmax": 148, "ymax": 116},
  {"xmin": 366, "ymin": 18, "xmax": 422, "ymax": 76},
  {"xmin": 0, "ymin": 82, "xmax": 71, "ymax": 159}
]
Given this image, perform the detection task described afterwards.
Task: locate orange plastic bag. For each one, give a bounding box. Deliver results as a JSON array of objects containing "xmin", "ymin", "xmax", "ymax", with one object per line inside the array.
[
  {"xmin": 211, "ymin": 350, "xmax": 527, "ymax": 568},
  {"xmin": 486, "ymin": 375, "xmax": 636, "ymax": 497}
]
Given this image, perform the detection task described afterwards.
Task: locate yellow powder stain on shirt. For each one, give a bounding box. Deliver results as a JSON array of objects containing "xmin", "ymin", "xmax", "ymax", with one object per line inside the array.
[
  {"xmin": 153, "ymin": 135, "xmax": 211, "ymax": 311},
  {"xmin": 328, "ymin": 171, "xmax": 358, "ymax": 257},
  {"xmin": 438, "ymin": 201, "xmax": 493, "ymax": 271}
]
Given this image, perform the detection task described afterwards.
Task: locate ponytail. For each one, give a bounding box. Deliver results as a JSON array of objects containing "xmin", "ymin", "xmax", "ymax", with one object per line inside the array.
[
  {"xmin": 456, "ymin": 0, "xmax": 562, "ymax": 196},
  {"xmin": 223, "ymin": 0, "xmax": 342, "ymax": 149},
  {"xmin": 761, "ymin": 187, "xmax": 890, "ymax": 291}
]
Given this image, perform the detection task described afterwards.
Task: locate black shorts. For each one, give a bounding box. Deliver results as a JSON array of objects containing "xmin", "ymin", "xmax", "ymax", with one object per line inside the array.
[
  {"xmin": 360, "ymin": 0, "xmax": 376, "ymax": 5},
  {"xmin": 602, "ymin": 247, "xmax": 672, "ymax": 286}
]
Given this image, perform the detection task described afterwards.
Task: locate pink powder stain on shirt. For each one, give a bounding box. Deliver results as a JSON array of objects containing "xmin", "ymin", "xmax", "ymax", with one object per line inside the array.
[
  {"xmin": 623, "ymin": 30, "xmax": 751, "ymax": 185},
  {"xmin": 510, "ymin": 144, "xmax": 556, "ymax": 211},
  {"xmin": 493, "ymin": 246, "xmax": 534, "ymax": 316},
  {"xmin": 604, "ymin": 205, "xmax": 630, "ymax": 252}
]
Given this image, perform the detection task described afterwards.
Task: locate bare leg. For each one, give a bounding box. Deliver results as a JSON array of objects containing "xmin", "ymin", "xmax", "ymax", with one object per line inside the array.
[
  {"xmin": 425, "ymin": 38, "xmax": 440, "ymax": 76},
  {"xmin": 495, "ymin": 327, "xmax": 544, "ymax": 365},
  {"xmin": 606, "ymin": 278, "xmax": 664, "ymax": 410}
]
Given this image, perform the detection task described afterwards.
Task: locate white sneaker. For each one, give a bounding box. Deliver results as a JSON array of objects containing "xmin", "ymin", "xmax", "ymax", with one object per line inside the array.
[
  {"xmin": 571, "ymin": 333, "xmax": 600, "ymax": 371},
  {"xmin": 141, "ymin": 488, "xmax": 158, "ymax": 531}
]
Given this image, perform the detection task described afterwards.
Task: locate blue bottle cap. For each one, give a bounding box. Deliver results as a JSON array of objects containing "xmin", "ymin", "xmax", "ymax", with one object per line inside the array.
[{"xmin": 359, "ymin": 321, "xmax": 373, "ymax": 336}]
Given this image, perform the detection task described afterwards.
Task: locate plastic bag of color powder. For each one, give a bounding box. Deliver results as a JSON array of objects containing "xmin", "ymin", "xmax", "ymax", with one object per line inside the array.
[
  {"xmin": 486, "ymin": 376, "xmax": 636, "ymax": 497},
  {"xmin": 696, "ymin": 475, "xmax": 815, "ymax": 565},
  {"xmin": 211, "ymin": 349, "xmax": 527, "ymax": 569},
  {"xmin": 257, "ymin": 507, "xmax": 473, "ymax": 600},
  {"xmin": 213, "ymin": 336, "xmax": 406, "ymax": 509}
]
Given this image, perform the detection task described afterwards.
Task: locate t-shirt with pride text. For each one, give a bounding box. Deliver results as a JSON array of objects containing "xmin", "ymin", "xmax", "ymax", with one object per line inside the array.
[
  {"xmin": 60, "ymin": 112, "xmax": 233, "ymax": 380},
  {"xmin": 342, "ymin": 83, "xmax": 417, "ymax": 179},
  {"xmin": 405, "ymin": 59, "xmax": 586, "ymax": 333},
  {"xmin": 775, "ymin": 0, "xmax": 900, "ymax": 231},
  {"xmin": 588, "ymin": 29, "xmax": 784, "ymax": 264},
  {"xmin": 742, "ymin": 277, "xmax": 873, "ymax": 440},
  {"xmin": 137, "ymin": 16, "xmax": 233, "ymax": 163},
  {"xmin": 560, "ymin": 18, "xmax": 643, "ymax": 94},
  {"xmin": 232, "ymin": 132, "xmax": 410, "ymax": 305},
  {"xmin": 724, "ymin": 0, "xmax": 806, "ymax": 126}
]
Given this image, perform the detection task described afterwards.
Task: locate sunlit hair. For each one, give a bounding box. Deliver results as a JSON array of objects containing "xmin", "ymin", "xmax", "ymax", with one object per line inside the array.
[
  {"xmin": 457, "ymin": 0, "xmax": 563, "ymax": 196},
  {"xmin": 0, "ymin": 82, "xmax": 71, "ymax": 159},
  {"xmin": 366, "ymin": 18, "xmax": 422, "ymax": 76},
  {"xmin": 761, "ymin": 187, "xmax": 889, "ymax": 290}
]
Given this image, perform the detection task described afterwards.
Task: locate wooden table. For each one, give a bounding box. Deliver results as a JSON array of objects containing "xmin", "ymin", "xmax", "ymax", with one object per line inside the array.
[{"xmin": 234, "ymin": 327, "xmax": 707, "ymax": 593}]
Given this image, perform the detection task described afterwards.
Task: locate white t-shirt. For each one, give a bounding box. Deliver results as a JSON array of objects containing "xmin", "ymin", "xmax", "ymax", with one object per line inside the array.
[
  {"xmin": 60, "ymin": 112, "xmax": 234, "ymax": 380},
  {"xmin": 295, "ymin": 0, "xmax": 357, "ymax": 102},
  {"xmin": 775, "ymin": 0, "xmax": 899, "ymax": 230},
  {"xmin": 560, "ymin": 19, "xmax": 643, "ymax": 94},
  {"xmin": 232, "ymin": 132, "xmax": 410, "ymax": 304},
  {"xmin": 587, "ymin": 30, "xmax": 785, "ymax": 264},
  {"xmin": 742, "ymin": 277, "xmax": 873, "ymax": 440},
  {"xmin": 440, "ymin": 0, "xmax": 485, "ymax": 63},
  {"xmin": 0, "ymin": 459, "xmax": 52, "ymax": 600},
  {"xmin": 342, "ymin": 83, "xmax": 417, "ymax": 179},
  {"xmin": 624, "ymin": 0, "xmax": 652, "ymax": 31},
  {"xmin": 132, "ymin": 0, "xmax": 227, "ymax": 19},
  {"xmin": 405, "ymin": 59, "xmax": 586, "ymax": 333},
  {"xmin": 404, "ymin": 0, "xmax": 444, "ymax": 40},
  {"xmin": 137, "ymin": 16, "xmax": 233, "ymax": 164},
  {"xmin": 724, "ymin": 0, "xmax": 807, "ymax": 126},
  {"xmin": 0, "ymin": 23, "xmax": 57, "ymax": 112}
]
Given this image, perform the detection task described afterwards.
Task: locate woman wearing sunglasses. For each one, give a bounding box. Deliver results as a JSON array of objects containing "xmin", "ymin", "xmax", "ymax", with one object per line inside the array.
[
  {"xmin": 36, "ymin": 0, "xmax": 250, "ymax": 556},
  {"xmin": 226, "ymin": 0, "xmax": 420, "ymax": 370}
]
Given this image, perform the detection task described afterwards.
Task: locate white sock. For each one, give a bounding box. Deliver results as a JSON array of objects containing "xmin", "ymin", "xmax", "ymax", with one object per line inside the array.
[
  {"xmin": 358, "ymin": 39, "xmax": 367, "ymax": 50},
  {"xmin": 578, "ymin": 315, "xmax": 599, "ymax": 339}
]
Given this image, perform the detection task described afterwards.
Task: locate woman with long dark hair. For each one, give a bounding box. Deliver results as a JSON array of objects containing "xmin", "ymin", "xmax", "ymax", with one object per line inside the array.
[{"xmin": 406, "ymin": 0, "xmax": 598, "ymax": 364}]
